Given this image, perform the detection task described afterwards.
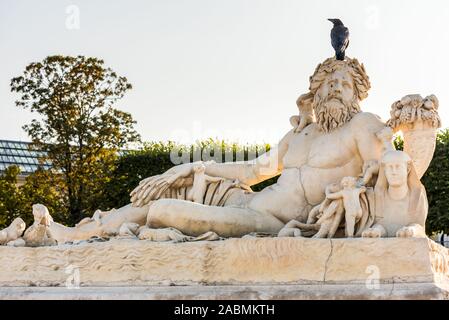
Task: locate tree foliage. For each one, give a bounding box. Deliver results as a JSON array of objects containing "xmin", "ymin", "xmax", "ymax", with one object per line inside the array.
[
  {"xmin": 0, "ymin": 166, "xmax": 67, "ymax": 229},
  {"xmin": 10, "ymin": 55, "xmax": 140, "ymax": 225},
  {"xmin": 422, "ymin": 129, "xmax": 449, "ymax": 235},
  {"xmin": 0, "ymin": 166, "xmax": 23, "ymax": 227}
]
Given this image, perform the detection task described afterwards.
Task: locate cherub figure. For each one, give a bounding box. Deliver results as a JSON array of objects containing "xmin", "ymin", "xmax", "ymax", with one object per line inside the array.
[
  {"xmin": 279, "ymin": 183, "xmax": 345, "ymax": 239},
  {"xmin": 326, "ymin": 176, "xmax": 366, "ymax": 237},
  {"xmin": 187, "ymin": 163, "xmax": 225, "ymax": 203},
  {"xmin": 0, "ymin": 218, "xmax": 26, "ymax": 245},
  {"xmin": 279, "ymin": 200, "xmax": 345, "ymax": 239},
  {"xmin": 23, "ymin": 204, "xmax": 57, "ymax": 247},
  {"xmin": 290, "ymin": 92, "xmax": 315, "ymax": 133}
]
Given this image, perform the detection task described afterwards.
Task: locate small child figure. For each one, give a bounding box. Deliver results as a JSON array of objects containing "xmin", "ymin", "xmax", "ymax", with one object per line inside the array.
[
  {"xmin": 326, "ymin": 176, "xmax": 367, "ymax": 237},
  {"xmin": 290, "ymin": 92, "xmax": 314, "ymax": 133},
  {"xmin": 187, "ymin": 164, "xmax": 225, "ymax": 203}
]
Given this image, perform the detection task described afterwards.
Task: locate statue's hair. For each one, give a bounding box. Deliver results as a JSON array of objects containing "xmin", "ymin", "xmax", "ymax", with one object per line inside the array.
[{"xmin": 309, "ymin": 57, "xmax": 371, "ymax": 101}]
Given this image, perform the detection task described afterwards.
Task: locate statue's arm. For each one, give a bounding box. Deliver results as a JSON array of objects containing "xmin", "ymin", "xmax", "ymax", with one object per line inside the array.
[
  {"xmin": 204, "ymin": 129, "xmax": 293, "ymax": 186},
  {"xmin": 205, "ymin": 175, "xmax": 225, "ymax": 183},
  {"xmin": 325, "ymin": 190, "xmax": 343, "ymax": 200},
  {"xmin": 353, "ymin": 113, "xmax": 388, "ymax": 163}
]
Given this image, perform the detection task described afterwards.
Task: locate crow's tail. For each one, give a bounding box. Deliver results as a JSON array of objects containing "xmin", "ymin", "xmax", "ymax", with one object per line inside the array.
[{"xmin": 336, "ymin": 51, "xmax": 345, "ymax": 61}]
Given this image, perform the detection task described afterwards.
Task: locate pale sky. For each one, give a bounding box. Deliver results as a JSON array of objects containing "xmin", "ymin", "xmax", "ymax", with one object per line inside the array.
[{"xmin": 1, "ymin": 0, "xmax": 448, "ymax": 145}]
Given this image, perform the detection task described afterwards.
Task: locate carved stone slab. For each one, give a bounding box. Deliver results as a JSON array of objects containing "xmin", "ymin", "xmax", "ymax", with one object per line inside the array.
[{"xmin": 0, "ymin": 237, "xmax": 448, "ymax": 291}]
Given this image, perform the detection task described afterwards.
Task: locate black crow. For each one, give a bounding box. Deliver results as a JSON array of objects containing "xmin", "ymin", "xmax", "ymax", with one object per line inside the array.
[{"xmin": 328, "ymin": 18, "xmax": 349, "ymax": 60}]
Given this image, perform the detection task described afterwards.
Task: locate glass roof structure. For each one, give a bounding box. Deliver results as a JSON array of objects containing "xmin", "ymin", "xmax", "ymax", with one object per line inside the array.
[{"xmin": 0, "ymin": 140, "xmax": 51, "ymax": 175}]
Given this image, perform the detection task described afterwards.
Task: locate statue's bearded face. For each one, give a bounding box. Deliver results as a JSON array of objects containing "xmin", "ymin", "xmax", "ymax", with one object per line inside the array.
[{"xmin": 313, "ymin": 69, "xmax": 360, "ymax": 133}]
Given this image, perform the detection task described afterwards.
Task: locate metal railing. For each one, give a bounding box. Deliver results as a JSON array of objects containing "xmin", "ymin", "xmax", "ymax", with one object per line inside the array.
[{"xmin": 439, "ymin": 240, "xmax": 449, "ymax": 248}]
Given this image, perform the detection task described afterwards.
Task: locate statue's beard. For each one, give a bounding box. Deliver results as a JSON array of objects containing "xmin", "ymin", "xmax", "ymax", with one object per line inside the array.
[{"xmin": 313, "ymin": 95, "xmax": 361, "ymax": 133}]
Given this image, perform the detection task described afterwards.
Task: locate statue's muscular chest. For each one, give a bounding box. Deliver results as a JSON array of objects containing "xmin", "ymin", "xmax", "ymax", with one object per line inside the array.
[{"xmin": 282, "ymin": 124, "xmax": 357, "ymax": 169}]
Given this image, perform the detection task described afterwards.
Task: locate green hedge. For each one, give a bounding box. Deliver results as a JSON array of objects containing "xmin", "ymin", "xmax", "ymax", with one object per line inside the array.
[{"xmin": 421, "ymin": 130, "xmax": 449, "ymax": 235}]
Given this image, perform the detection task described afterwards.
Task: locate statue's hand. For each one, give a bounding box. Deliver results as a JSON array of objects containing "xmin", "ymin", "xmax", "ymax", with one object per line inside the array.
[{"xmin": 130, "ymin": 162, "xmax": 199, "ymax": 207}]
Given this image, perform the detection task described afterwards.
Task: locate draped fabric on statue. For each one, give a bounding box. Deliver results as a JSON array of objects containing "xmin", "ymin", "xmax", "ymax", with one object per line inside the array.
[
  {"xmin": 354, "ymin": 188, "xmax": 376, "ymax": 237},
  {"xmin": 159, "ymin": 180, "xmax": 246, "ymax": 207}
]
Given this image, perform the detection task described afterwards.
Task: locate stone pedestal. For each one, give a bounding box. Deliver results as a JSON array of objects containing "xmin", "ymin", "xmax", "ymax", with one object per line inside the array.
[{"xmin": 0, "ymin": 237, "xmax": 448, "ymax": 299}]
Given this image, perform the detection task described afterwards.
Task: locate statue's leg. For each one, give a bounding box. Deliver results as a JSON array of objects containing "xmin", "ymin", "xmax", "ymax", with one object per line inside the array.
[
  {"xmin": 345, "ymin": 213, "xmax": 356, "ymax": 238},
  {"xmin": 49, "ymin": 204, "xmax": 150, "ymax": 243},
  {"xmin": 146, "ymin": 199, "xmax": 285, "ymax": 237}
]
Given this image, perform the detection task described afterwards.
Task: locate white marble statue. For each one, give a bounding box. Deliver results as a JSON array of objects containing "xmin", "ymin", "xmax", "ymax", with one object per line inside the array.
[
  {"xmin": 129, "ymin": 57, "xmax": 389, "ymax": 238},
  {"xmin": 291, "ymin": 92, "xmax": 315, "ymax": 133},
  {"xmin": 20, "ymin": 56, "xmax": 441, "ymax": 244},
  {"xmin": 326, "ymin": 176, "xmax": 367, "ymax": 237}
]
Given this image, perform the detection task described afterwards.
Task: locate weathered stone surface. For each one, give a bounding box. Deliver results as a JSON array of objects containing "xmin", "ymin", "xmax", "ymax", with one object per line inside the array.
[
  {"xmin": 1, "ymin": 283, "xmax": 448, "ymax": 300},
  {"xmin": 0, "ymin": 237, "xmax": 447, "ymax": 290}
]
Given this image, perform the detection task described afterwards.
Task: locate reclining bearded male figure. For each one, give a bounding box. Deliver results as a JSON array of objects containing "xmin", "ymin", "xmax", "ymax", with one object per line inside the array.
[
  {"xmin": 126, "ymin": 57, "xmax": 392, "ymax": 239},
  {"xmin": 37, "ymin": 57, "xmax": 408, "ymax": 243}
]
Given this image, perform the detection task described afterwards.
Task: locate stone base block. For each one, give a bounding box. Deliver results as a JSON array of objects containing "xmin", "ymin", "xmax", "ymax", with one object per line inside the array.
[{"xmin": 0, "ymin": 237, "xmax": 448, "ymax": 299}]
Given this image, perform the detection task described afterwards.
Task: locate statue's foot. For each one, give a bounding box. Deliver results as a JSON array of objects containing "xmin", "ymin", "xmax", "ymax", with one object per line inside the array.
[
  {"xmin": 395, "ymin": 226, "xmax": 426, "ymax": 238},
  {"xmin": 361, "ymin": 228, "xmax": 382, "ymax": 238},
  {"xmin": 118, "ymin": 222, "xmax": 140, "ymax": 238}
]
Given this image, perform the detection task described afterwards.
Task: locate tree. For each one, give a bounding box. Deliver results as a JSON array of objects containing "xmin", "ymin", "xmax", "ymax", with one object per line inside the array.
[
  {"xmin": 10, "ymin": 55, "xmax": 140, "ymax": 225},
  {"xmin": 20, "ymin": 168, "xmax": 69, "ymax": 227},
  {"xmin": 0, "ymin": 166, "xmax": 24, "ymax": 228},
  {"xmin": 0, "ymin": 166, "xmax": 66, "ymax": 229},
  {"xmin": 422, "ymin": 129, "xmax": 449, "ymax": 235}
]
